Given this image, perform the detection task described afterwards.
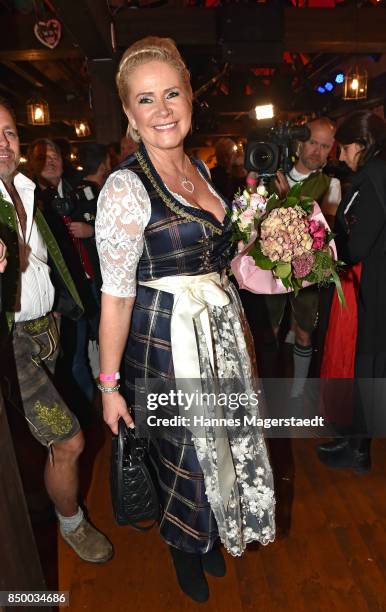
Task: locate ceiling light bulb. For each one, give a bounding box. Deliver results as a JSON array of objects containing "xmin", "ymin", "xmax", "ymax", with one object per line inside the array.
[
  {"xmin": 34, "ymin": 106, "xmax": 44, "ymax": 120},
  {"xmin": 255, "ymin": 104, "xmax": 274, "ymax": 121}
]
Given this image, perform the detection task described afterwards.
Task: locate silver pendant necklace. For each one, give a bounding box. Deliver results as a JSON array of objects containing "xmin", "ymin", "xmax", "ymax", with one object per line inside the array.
[
  {"xmin": 156, "ymin": 155, "xmax": 195, "ymax": 193},
  {"xmin": 181, "ymin": 176, "xmax": 195, "ymax": 194},
  {"xmin": 179, "ymin": 157, "xmax": 195, "ymax": 193}
]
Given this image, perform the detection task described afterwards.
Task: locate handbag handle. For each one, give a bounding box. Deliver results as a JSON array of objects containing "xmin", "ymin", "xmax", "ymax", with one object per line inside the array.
[
  {"xmin": 116, "ymin": 419, "xmax": 158, "ymax": 532},
  {"xmin": 118, "ymin": 418, "xmax": 145, "ymax": 463}
]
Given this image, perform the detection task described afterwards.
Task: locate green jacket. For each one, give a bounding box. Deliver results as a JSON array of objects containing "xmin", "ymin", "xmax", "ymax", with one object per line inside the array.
[
  {"xmin": 0, "ymin": 191, "xmax": 83, "ymax": 335},
  {"xmin": 294, "ymin": 171, "xmax": 331, "ymax": 204},
  {"xmin": 270, "ymin": 170, "xmax": 331, "ymax": 204}
]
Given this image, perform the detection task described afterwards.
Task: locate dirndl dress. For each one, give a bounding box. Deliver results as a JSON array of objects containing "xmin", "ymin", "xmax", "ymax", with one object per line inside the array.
[{"xmin": 96, "ymin": 143, "xmax": 275, "ymax": 556}]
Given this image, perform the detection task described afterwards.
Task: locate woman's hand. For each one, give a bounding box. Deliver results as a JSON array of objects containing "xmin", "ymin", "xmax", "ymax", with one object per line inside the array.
[
  {"xmin": 0, "ymin": 239, "xmax": 7, "ymax": 273},
  {"xmin": 102, "ymin": 392, "xmax": 134, "ymax": 434}
]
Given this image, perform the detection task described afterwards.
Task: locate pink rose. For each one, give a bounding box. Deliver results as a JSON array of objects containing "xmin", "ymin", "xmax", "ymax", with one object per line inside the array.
[
  {"xmin": 309, "ymin": 220, "xmax": 326, "ymax": 250},
  {"xmin": 239, "ymin": 208, "xmax": 255, "ymax": 229},
  {"xmin": 249, "ymin": 193, "xmax": 266, "ymax": 212},
  {"xmin": 309, "ymin": 219, "xmax": 319, "ymax": 233},
  {"xmin": 240, "ymin": 208, "xmax": 254, "ymax": 221},
  {"xmin": 313, "ymin": 237, "xmax": 325, "ymax": 250}
]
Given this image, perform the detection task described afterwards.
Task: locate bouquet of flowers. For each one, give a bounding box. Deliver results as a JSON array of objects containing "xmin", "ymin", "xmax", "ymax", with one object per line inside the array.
[{"xmin": 230, "ymin": 182, "xmax": 345, "ymax": 304}]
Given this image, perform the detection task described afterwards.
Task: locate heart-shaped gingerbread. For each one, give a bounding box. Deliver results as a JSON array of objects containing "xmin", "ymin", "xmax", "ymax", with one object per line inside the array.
[{"xmin": 34, "ymin": 19, "xmax": 62, "ymax": 49}]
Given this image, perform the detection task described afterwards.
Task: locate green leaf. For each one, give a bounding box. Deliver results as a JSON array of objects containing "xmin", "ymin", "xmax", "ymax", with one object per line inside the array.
[
  {"xmin": 275, "ymin": 262, "xmax": 291, "ymax": 279},
  {"xmin": 300, "ymin": 196, "xmax": 313, "ymax": 206},
  {"xmin": 267, "ymin": 193, "xmax": 279, "ymax": 205},
  {"xmin": 283, "ymin": 197, "xmax": 298, "ymax": 208},
  {"xmin": 331, "ymin": 268, "xmax": 347, "ymax": 307},
  {"xmin": 281, "ymin": 274, "xmax": 293, "ymax": 290},
  {"xmin": 287, "ymin": 182, "xmax": 304, "ymax": 199},
  {"xmin": 325, "ymin": 231, "xmax": 335, "ymax": 244},
  {"xmin": 266, "ymin": 194, "xmax": 281, "ymax": 214},
  {"xmin": 249, "ymin": 244, "xmax": 275, "ymax": 269},
  {"xmin": 299, "ymin": 198, "xmax": 314, "ymax": 213},
  {"xmin": 292, "ymin": 278, "xmax": 303, "ymax": 295}
]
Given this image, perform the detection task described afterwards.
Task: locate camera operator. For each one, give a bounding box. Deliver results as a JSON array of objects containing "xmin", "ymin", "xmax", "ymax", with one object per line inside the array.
[
  {"xmin": 266, "ymin": 118, "xmax": 341, "ymax": 403},
  {"xmin": 274, "ymin": 118, "xmax": 341, "ymax": 224},
  {"xmin": 27, "ymin": 138, "xmax": 100, "ymax": 420}
]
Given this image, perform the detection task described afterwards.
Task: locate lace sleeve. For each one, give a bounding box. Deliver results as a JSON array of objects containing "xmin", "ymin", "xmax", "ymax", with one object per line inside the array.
[{"xmin": 95, "ymin": 169, "xmax": 151, "ymax": 297}]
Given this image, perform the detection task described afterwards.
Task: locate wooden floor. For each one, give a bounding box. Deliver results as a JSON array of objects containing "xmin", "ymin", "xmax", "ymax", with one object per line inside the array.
[{"xmin": 55, "ymin": 429, "xmax": 386, "ymax": 612}]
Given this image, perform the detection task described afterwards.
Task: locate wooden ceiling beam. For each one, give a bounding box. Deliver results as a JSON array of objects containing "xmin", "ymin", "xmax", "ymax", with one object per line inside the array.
[
  {"xmin": 284, "ymin": 7, "xmax": 386, "ymax": 53},
  {"xmin": 0, "ymin": 60, "xmax": 45, "ymax": 89},
  {"xmin": 20, "ymin": 61, "xmax": 69, "ymax": 96},
  {"xmin": 0, "ymin": 80, "xmax": 18, "ymax": 97},
  {"xmin": 49, "ymin": 0, "xmax": 113, "ymax": 59},
  {"xmin": 0, "ymin": 48, "xmax": 83, "ymax": 61},
  {"xmin": 113, "ymin": 6, "xmax": 386, "ymax": 55},
  {"xmin": 53, "ymin": 60, "xmax": 88, "ymax": 97},
  {"xmin": 114, "ymin": 8, "xmax": 216, "ymax": 48}
]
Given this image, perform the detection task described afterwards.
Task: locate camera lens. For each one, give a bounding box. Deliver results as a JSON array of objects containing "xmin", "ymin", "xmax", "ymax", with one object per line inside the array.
[{"xmin": 250, "ymin": 143, "xmax": 276, "ymax": 173}]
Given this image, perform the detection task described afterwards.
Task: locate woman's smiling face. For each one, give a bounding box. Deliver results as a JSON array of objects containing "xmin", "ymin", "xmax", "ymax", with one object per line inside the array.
[{"xmin": 124, "ymin": 60, "xmax": 192, "ymax": 153}]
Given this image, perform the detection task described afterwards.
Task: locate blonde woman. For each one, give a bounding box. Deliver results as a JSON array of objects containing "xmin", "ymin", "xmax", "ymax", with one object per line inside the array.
[{"xmin": 96, "ymin": 37, "xmax": 275, "ymax": 603}]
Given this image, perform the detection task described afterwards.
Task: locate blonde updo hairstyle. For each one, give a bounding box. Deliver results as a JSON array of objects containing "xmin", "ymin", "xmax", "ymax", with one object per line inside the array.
[{"xmin": 116, "ymin": 36, "xmax": 193, "ymax": 143}]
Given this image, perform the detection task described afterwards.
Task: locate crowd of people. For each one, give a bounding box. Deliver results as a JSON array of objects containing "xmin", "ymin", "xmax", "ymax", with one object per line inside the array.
[{"xmin": 1, "ymin": 34, "xmax": 386, "ymax": 604}]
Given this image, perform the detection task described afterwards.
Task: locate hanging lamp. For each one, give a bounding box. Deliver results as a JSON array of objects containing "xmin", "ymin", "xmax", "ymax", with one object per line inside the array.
[{"xmin": 26, "ymin": 95, "xmax": 50, "ymax": 125}]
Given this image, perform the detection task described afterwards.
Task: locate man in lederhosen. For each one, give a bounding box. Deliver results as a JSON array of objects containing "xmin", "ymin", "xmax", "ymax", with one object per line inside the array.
[{"xmin": 0, "ymin": 97, "xmax": 113, "ymax": 564}]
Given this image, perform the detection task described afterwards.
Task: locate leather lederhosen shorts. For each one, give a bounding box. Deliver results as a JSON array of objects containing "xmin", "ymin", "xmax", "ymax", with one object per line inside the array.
[{"xmin": 2, "ymin": 313, "xmax": 80, "ymax": 447}]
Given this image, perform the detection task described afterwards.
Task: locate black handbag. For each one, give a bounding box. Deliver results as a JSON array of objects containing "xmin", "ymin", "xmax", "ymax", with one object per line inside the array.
[{"xmin": 110, "ymin": 418, "xmax": 159, "ymax": 530}]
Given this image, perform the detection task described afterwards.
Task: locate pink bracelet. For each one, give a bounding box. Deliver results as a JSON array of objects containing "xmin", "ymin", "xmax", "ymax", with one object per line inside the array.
[{"xmin": 99, "ymin": 372, "xmax": 120, "ymax": 382}]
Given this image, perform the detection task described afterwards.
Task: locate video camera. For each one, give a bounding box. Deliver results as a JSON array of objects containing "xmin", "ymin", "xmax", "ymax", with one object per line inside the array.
[
  {"xmin": 39, "ymin": 186, "xmax": 82, "ymax": 218},
  {"xmin": 244, "ymin": 121, "xmax": 311, "ymax": 177},
  {"xmin": 40, "ymin": 183, "xmax": 99, "ymax": 221}
]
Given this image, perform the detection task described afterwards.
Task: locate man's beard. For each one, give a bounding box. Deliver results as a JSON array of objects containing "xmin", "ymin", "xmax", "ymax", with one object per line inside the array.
[
  {"xmin": 0, "ymin": 166, "xmax": 17, "ymax": 184},
  {"xmin": 0, "ymin": 153, "xmax": 18, "ymax": 184},
  {"xmin": 303, "ymin": 157, "xmax": 322, "ymax": 171}
]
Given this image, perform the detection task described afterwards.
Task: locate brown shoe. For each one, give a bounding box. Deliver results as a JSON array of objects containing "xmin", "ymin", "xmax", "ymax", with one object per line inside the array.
[{"xmin": 60, "ymin": 518, "xmax": 113, "ymax": 563}]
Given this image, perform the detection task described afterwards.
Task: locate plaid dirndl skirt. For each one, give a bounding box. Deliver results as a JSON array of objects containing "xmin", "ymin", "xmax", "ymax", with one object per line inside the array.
[{"xmin": 123, "ymin": 284, "xmax": 219, "ymax": 553}]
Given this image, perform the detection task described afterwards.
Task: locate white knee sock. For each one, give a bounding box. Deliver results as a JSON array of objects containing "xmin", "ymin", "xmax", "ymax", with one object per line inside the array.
[{"xmin": 291, "ymin": 343, "xmax": 312, "ymax": 398}]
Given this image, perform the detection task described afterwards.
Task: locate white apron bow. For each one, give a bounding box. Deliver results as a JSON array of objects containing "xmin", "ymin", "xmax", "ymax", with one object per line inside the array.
[{"xmin": 139, "ymin": 271, "xmax": 236, "ymax": 506}]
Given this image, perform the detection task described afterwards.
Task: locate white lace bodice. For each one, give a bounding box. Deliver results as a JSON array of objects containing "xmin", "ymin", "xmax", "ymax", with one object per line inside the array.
[{"xmin": 96, "ymin": 165, "xmax": 227, "ymax": 298}]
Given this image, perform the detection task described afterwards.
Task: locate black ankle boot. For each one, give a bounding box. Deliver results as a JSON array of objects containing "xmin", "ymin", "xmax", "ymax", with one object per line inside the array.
[
  {"xmin": 169, "ymin": 546, "xmax": 209, "ymax": 603},
  {"xmin": 316, "ymin": 438, "xmax": 351, "ymax": 454},
  {"xmin": 316, "ymin": 437, "xmax": 371, "ymax": 473},
  {"xmin": 202, "ymin": 546, "xmax": 226, "ymax": 577}
]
